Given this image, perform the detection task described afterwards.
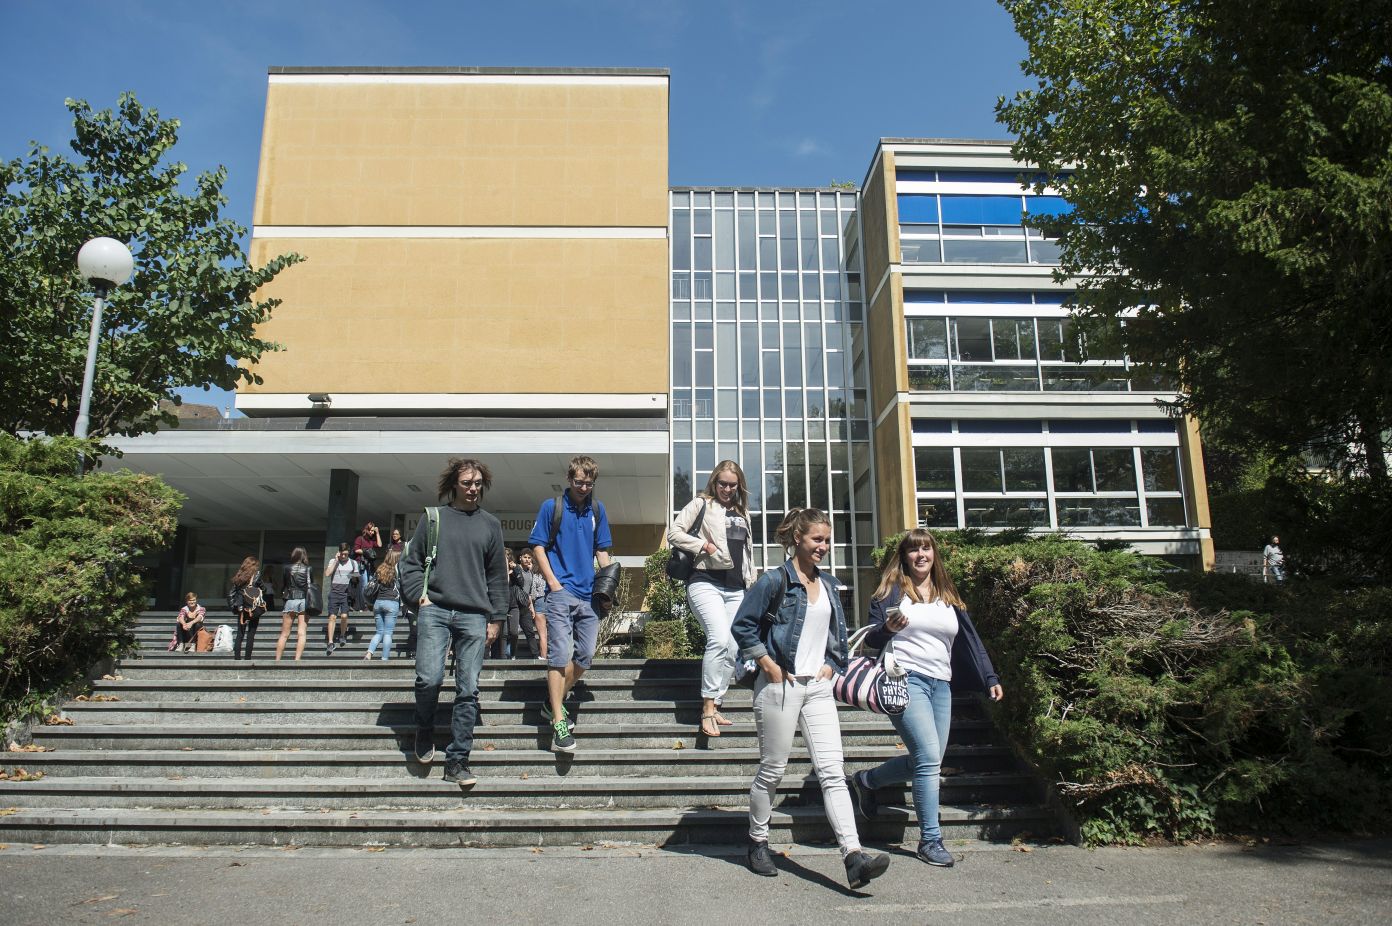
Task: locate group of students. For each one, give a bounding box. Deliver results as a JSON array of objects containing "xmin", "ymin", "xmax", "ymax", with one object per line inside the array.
[
  {"xmin": 174, "ymin": 451, "xmax": 1003, "ymax": 889},
  {"xmin": 669, "ymin": 460, "xmax": 1004, "ymax": 884}
]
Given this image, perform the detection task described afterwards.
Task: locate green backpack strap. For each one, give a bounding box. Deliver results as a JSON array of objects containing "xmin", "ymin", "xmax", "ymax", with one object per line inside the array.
[{"xmin": 420, "ymin": 507, "xmax": 441, "ymax": 600}]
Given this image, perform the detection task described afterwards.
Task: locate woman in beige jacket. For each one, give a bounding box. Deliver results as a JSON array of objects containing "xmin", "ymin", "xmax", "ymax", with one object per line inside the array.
[{"xmin": 667, "ymin": 460, "xmax": 757, "ymax": 738}]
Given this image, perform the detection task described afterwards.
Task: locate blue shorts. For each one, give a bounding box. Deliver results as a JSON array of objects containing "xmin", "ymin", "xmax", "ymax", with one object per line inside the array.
[
  {"xmin": 283, "ymin": 599, "xmax": 306, "ymax": 614},
  {"xmin": 542, "ymin": 588, "xmax": 599, "ymax": 670}
]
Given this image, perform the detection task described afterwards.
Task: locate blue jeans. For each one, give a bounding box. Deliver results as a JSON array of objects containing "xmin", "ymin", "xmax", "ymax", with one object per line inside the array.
[
  {"xmin": 542, "ymin": 588, "xmax": 599, "ymax": 670},
  {"xmin": 863, "ymin": 671, "xmax": 953, "ymax": 842},
  {"xmin": 413, "ymin": 604, "xmax": 488, "ymax": 763},
  {"xmin": 368, "ymin": 599, "xmax": 400, "ymax": 661}
]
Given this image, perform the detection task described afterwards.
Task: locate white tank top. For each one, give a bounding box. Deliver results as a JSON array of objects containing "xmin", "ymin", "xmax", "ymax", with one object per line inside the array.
[{"xmin": 794, "ymin": 580, "xmax": 833, "ymax": 677}]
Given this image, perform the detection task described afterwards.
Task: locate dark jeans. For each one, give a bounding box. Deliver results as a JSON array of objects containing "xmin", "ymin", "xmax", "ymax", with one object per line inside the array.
[
  {"xmin": 235, "ymin": 613, "xmax": 260, "ymax": 659},
  {"xmin": 518, "ymin": 608, "xmax": 541, "ymax": 657},
  {"xmin": 413, "ymin": 604, "xmax": 488, "ymax": 763},
  {"xmin": 175, "ymin": 622, "xmax": 203, "ymax": 647}
]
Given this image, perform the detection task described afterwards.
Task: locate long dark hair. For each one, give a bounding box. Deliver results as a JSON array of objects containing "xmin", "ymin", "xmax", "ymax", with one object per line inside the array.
[
  {"xmin": 289, "ymin": 547, "xmax": 308, "ymax": 565},
  {"xmin": 230, "ymin": 556, "xmax": 258, "ymax": 588},
  {"xmin": 872, "ymin": 529, "xmax": 964, "ymax": 608},
  {"xmin": 437, "ymin": 457, "xmax": 493, "ymax": 502}
]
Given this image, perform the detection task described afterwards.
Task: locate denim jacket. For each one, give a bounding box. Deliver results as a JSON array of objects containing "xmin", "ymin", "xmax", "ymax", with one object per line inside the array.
[
  {"xmin": 731, "ymin": 561, "xmax": 850, "ymax": 675},
  {"xmin": 864, "ymin": 589, "xmax": 1000, "ymax": 694}
]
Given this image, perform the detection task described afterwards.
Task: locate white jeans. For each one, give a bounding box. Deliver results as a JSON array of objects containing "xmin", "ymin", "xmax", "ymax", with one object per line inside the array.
[
  {"xmin": 748, "ymin": 675, "xmax": 861, "ymax": 855},
  {"xmin": 686, "ymin": 582, "xmax": 745, "ymax": 701}
]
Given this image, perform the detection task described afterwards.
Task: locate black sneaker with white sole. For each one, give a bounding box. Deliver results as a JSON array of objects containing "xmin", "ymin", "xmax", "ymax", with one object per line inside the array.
[
  {"xmin": 412, "ymin": 730, "xmax": 436, "ymax": 765},
  {"xmin": 540, "ymin": 703, "xmax": 576, "ymax": 730},
  {"xmin": 443, "ymin": 760, "xmax": 476, "ymax": 787},
  {"xmin": 551, "ymin": 718, "xmax": 576, "ymax": 753}
]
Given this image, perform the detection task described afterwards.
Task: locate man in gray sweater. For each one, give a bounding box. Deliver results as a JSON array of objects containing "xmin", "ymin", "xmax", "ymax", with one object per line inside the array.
[{"xmin": 399, "ymin": 458, "xmax": 508, "ymax": 787}]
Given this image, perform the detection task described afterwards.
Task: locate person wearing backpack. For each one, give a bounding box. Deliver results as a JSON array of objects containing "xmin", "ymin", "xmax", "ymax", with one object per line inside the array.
[
  {"xmin": 275, "ymin": 547, "xmax": 312, "ymax": 661},
  {"xmin": 666, "ymin": 461, "xmax": 756, "ymax": 739},
  {"xmin": 730, "ymin": 508, "xmax": 891, "ymax": 890},
  {"xmin": 527, "ymin": 455, "xmax": 614, "ymax": 753},
  {"xmin": 228, "ymin": 556, "xmax": 273, "ymax": 661},
  {"xmin": 364, "ymin": 549, "xmax": 403, "ymax": 662},
  {"xmin": 399, "ymin": 457, "xmax": 508, "ymax": 787}
]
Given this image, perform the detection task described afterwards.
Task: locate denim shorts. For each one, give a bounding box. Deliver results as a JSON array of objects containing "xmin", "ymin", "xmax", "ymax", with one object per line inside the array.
[
  {"xmin": 542, "ymin": 588, "xmax": 599, "ymax": 670},
  {"xmin": 283, "ymin": 598, "xmax": 306, "ymax": 614}
]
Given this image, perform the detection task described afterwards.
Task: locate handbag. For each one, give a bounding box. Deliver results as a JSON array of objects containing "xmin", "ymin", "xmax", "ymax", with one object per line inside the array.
[
  {"xmin": 833, "ymin": 625, "xmax": 910, "ymax": 715},
  {"xmin": 195, "ymin": 627, "xmax": 216, "ymax": 653},
  {"xmin": 665, "ymin": 500, "xmax": 708, "ymax": 582},
  {"xmin": 305, "ymin": 579, "xmax": 323, "ymax": 617}
]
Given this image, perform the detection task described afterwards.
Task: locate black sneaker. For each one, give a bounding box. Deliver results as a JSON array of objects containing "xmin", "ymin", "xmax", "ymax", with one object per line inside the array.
[
  {"xmin": 442, "ymin": 760, "xmax": 476, "ymax": 787},
  {"xmin": 747, "ymin": 839, "xmax": 778, "ymax": 877},
  {"xmin": 540, "ymin": 703, "xmax": 575, "ymax": 730},
  {"xmin": 916, "ymin": 838, "xmax": 955, "ymax": 867},
  {"xmin": 551, "ymin": 718, "xmax": 576, "ymax": 753},
  {"xmin": 412, "ymin": 730, "xmax": 436, "ymax": 765},
  {"xmin": 844, "ymin": 850, "xmax": 890, "ymax": 889},
  {"xmin": 848, "ymin": 770, "xmax": 879, "ymax": 819}
]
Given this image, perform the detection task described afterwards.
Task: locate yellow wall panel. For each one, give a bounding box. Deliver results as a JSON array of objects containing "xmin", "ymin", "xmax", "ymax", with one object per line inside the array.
[
  {"xmin": 243, "ymin": 236, "xmax": 668, "ymax": 395},
  {"xmin": 254, "ymin": 82, "xmax": 668, "ymax": 228}
]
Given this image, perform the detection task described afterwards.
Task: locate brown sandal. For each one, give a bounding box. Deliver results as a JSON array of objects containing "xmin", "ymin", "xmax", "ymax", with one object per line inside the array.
[
  {"xmin": 700, "ymin": 713, "xmax": 721, "ymax": 737},
  {"xmin": 713, "ymin": 712, "xmax": 734, "ymax": 727}
]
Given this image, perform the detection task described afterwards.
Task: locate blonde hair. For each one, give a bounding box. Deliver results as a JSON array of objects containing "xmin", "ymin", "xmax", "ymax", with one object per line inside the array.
[
  {"xmin": 375, "ymin": 549, "xmax": 400, "ymax": 584},
  {"xmin": 773, "ymin": 508, "xmax": 831, "ymax": 549},
  {"xmin": 872, "ymin": 529, "xmax": 964, "ymax": 608},
  {"xmin": 701, "ymin": 460, "xmax": 749, "ymax": 519}
]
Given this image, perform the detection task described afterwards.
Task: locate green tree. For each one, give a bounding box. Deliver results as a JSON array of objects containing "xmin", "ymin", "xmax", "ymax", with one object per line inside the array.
[
  {"xmin": 996, "ymin": 0, "xmax": 1392, "ymax": 480},
  {"xmin": 0, "ymin": 93, "xmax": 302, "ymax": 439}
]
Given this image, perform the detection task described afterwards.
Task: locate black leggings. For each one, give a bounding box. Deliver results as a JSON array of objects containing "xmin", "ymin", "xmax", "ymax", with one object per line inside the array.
[
  {"xmin": 176, "ymin": 622, "xmax": 203, "ymax": 647},
  {"xmin": 235, "ymin": 612, "xmax": 260, "ymax": 659}
]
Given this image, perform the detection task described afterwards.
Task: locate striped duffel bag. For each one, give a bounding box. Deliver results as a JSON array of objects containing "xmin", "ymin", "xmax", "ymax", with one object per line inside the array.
[{"xmin": 832, "ymin": 625, "xmax": 910, "ymax": 715}]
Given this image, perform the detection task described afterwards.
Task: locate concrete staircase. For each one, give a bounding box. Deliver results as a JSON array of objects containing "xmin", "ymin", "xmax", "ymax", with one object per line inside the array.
[{"xmin": 0, "ymin": 611, "xmax": 1061, "ymax": 848}]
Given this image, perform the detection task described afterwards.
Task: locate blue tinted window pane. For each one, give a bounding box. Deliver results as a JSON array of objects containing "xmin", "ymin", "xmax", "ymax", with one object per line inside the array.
[
  {"xmin": 936, "ymin": 170, "xmax": 1023, "ymax": 183},
  {"xmin": 904, "ymin": 291, "xmax": 949, "ymax": 304},
  {"xmin": 945, "ymin": 290, "xmax": 1030, "ymax": 304},
  {"xmin": 1049, "ymin": 419, "xmax": 1132, "ymax": 434},
  {"xmin": 940, "ymin": 195, "xmax": 1026, "ymax": 226},
  {"xmin": 1137, "ymin": 419, "xmax": 1178, "ymax": 434},
  {"xmin": 896, "ymin": 169, "xmax": 936, "ymax": 182},
  {"xmin": 1025, "ymin": 196, "xmax": 1069, "ymax": 218},
  {"xmin": 943, "ymin": 239, "xmax": 1029, "ymax": 263},
  {"xmin": 1033, "ymin": 292, "xmax": 1068, "ymax": 305},
  {"xmin": 898, "ymin": 194, "xmax": 939, "ymax": 224},
  {"xmin": 958, "ymin": 420, "xmax": 1043, "ymax": 433},
  {"xmin": 911, "ymin": 419, "xmax": 952, "ymax": 433}
]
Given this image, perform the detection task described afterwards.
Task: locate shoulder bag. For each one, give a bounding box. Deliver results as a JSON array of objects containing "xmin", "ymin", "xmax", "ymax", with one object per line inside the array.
[
  {"xmin": 665, "ymin": 500, "xmax": 708, "ymax": 582},
  {"xmin": 833, "ymin": 624, "xmax": 910, "ymax": 715}
]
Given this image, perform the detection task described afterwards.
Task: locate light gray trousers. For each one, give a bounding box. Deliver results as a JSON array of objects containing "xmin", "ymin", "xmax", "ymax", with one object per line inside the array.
[
  {"xmin": 686, "ymin": 581, "xmax": 744, "ymax": 701},
  {"xmin": 748, "ymin": 674, "xmax": 862, "ymax": 855}
]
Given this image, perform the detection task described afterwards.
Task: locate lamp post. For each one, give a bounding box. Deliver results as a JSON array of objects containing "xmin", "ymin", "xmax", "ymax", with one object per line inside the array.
[{"xmin": 74, "ymin": 237, "xmax": 134, "ymax": 441}]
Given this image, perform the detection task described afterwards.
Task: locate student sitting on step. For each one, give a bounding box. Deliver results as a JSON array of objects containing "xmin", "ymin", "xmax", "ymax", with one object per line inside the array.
[{"xmin": 175, "ymin": 592, "xmax": 205, "ymax": 653}]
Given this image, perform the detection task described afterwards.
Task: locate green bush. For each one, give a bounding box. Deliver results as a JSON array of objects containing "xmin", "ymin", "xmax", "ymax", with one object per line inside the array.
[
  {"xmin": 915, "ymin": 532, "xmax": 1391, "ymax": 844},
  {"xmin": 641, "ymin": 548, "xmax": 703, "ymax": 657},
  {"xmin": 0, "ymin": 434, "xmax": 181, "ymax": 726}
]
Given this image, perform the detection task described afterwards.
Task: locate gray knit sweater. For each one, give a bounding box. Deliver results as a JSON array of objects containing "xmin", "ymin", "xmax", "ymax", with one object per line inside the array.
[{"xmin": 399, "ymin": 505, "xmax": 508, "ymax": 622}]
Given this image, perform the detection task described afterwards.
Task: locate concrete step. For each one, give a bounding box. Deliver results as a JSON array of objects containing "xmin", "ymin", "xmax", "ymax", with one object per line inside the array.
[
  {"xmin": 6, "ymin": 744, "xmax": 1015, "ymax": 778},
  {"xmin": 0, "ymin": 772, "xmax": 1038, "ymax": 810},
  {"xmin": 57, "ymin": 699, "xmax": 989, "ymax": 727},
  {"xmin": 0, "ymin": 803, "xmax": 1055, "ymax": 847},
  {"xmin": 29, "ymin": 719, "xmax": 999, "ymax": 750},
  {"xmin": 112, "ymin": 658, "xmax": 702, "ymax": 681}
]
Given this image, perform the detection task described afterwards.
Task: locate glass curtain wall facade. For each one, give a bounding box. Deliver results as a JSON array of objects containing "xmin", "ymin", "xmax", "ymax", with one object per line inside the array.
[{"xmin": 669, "ymin": 189, "xmax": 874, "ymax": 587}]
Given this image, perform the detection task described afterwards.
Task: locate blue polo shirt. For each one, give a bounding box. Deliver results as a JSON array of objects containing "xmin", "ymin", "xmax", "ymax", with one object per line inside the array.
[{"xmin": 527, "ymin": 492, "xmax": 613, "ymax": 598}]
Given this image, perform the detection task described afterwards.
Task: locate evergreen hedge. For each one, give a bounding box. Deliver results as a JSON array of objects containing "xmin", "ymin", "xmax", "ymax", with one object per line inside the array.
[
  {"xmin": 873, "ymin": 530, "xmax": 1392, "ymax": 844},
  {"xmin": 0, "ymin": 434, "xmax": 181, "ymax": 726}
]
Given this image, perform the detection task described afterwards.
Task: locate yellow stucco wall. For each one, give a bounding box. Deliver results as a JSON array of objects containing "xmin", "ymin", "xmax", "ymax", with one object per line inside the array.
[
  {"xmin": 253, "ymin": 81, "xmax": 669, "ymax": 228},
  {"xmin": 242, "ymin": 236, "xmax": 668, "ymax": 394},
  {"xmin": 873, "ymin": 403, "xmax": 915, "ymax": 535}
]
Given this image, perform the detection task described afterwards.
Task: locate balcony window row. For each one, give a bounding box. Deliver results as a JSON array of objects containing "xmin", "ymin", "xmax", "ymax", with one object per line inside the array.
[
  {"xmin": 673, "ymin": 206, "xmax": 849, "ymax": 273},
  {"xmin": 906, "ymin": 316, "xmax": 1139, "ymax": 393},
  {"xmin": 896, "ymin": 194, "xmax": 1066, "ymax": 265},
  {"xmin": 914, "ymin": 445, "xmax": 1188, "ymax": 530}
]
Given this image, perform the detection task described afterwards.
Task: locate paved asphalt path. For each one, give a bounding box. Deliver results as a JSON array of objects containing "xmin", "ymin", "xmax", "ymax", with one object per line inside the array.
[{"xmin": 1, "ymin": 838, "xmax": 1389, "ymax": 925}]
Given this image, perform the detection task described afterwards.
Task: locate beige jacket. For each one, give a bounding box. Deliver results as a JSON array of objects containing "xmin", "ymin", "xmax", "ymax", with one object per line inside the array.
[{"xmin": 666, "ymin": 496, "xmax": 756, "ymax": 589}]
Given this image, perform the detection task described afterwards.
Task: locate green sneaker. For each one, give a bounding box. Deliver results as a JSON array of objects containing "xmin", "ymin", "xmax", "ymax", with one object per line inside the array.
[{"xmin": 551, "ymin": 718, "xmax": 576, "ymax": 753}]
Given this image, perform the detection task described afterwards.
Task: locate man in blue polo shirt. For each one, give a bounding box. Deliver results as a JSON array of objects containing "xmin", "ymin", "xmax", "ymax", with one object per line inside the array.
[{"xmin": 528, "ymin": 455, "xmax": 613, "ymax": 753}]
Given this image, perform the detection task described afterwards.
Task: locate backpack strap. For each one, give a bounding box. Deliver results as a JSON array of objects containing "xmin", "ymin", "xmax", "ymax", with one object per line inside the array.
[
  {"xmin": 420, "ymin": 506, "xmax": 441, "ymax": 598},
  {"xmin": 760, "ymin": 564, "xmax": 788, "ymax": 627},
  {"xmin": 547, "ymin": 495, "xmax": 563, "ymax": 551}
]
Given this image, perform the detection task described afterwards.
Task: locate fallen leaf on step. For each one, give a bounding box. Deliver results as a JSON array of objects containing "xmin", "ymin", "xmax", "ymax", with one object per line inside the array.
[
  {"xmin": 0, "ymin": 808, "xmax": 19, "ymax": 816},
  {"xmin": 672, "ymin": 740, "xmax": 685, "ymax": 750},
  {"xmin": 43, "ymin": 715, "xmax": 73, "ymax": 726},
  {"xmin": 8, "ymin": 769, "xmax": 44, "ymax": 782},
  {"xmin": 482, "ymin": 744, "xmax": 495, "ymax": 751},
  {"xmin": 108, "ymin": 908, "xmax": 138, "ymax": 916},
  {"xmin": 74, "ymin": 695, "xmax": 89, "ymax": 702},
  {"xmin": 581, "ymin": 844, "xmax": 594, "ymax": 851},
  {"xmin": 226, "ymin": 862, "xmax": 245, "ymax": 867},
  {"xmin": 101, "ymin": 675, "xmax": 124, "ymax": 681},
  {"xmin": 0, "ymin": 844, "xmax": 8, "ymax": 850},
  {"xmin": 519, "ymin": 773, "xmax": 529, "ymax": 780},
  {"xmin": 364, "ymin": 846, "xmax": 385, "ymax": 852},
  {"xmin": 1012, "ymin": 844, "xmax": 1033, "ymax": 853},
  {"xmin": 529, "ymin": 847, "xmax": 543, "ymax": 854},
  {"xmin": 31, "ymin": 844, "xmax": 45, "ymax": 849},
  {"xmin": 90, "ymin": 695, "xmax": 121, "ymax": 702},
  {"xmin": 238, "ymin": 697, "xmax": 247, "ymax": 703},
  {"xmin": 9, "ymin": 743, "xmax": 51, "ymax": 753},
  {"xmin": 79, "ymin": 894, "xmax": 122, "ymax": 904},
  {"xmin": 180, "ymin": 747, "xmax": 193, "ymax": 752},
  {"xmin": 166, "ymin": 776, "xmax": 185, "ymax": 781},
  {"xmin": 894, "ymin": 741, "xmax": 905, "ymax": 749}
]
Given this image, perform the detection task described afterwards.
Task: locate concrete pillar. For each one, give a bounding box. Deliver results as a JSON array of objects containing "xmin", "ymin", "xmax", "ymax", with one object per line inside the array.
[
  {"xmin": 323, "ymin": 468, "xmax": 359, "ymax": 583},
  {"xmin": 155, "ymin": 525, "xmax": 191, "ymax": 610}
]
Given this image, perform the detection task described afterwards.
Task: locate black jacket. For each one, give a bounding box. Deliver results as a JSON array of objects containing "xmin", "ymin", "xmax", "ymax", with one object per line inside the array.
[{"xmin": 865, "ymin": 589, "xmax": 1000, "ymax": 693}]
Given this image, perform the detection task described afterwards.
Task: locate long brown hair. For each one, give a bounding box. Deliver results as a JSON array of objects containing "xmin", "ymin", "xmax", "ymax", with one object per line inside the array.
[
  {"xmin": 437, "ymin": 457, "xmax": 492, "ymax": 502},
  {"xmin": 701, "ymin": 460, "xmax": 749, "ymax": 519},
  {"xmin": 873, "ymin": 529, "xmax": 964, "ymax": 607},
  {"xmin": 375, "ymin": 549, "xmax": 400, "ymax": 584},
  {"xmin": 230, "ymin": 556, "xmax": 259, "ymax": 588}
]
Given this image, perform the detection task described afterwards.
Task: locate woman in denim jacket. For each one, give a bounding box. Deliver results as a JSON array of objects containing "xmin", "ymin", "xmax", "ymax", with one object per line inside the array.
[
  {"xmin": 731, "ymin": 508, "xmax": 891, "ymax": 890},
  {"xmin": 848, "ymin": 529, "xmax": 1003, "ymax": 868}
]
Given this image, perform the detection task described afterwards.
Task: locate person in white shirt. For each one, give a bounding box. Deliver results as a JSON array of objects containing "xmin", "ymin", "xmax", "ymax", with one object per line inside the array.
[
  {"xmin": 1263, "ymin": 535, "xmax": 1286, "ymax": 582},
  {"xmin": 849, "ymin": 529, "xmax": 1003, "ymax": 869}
]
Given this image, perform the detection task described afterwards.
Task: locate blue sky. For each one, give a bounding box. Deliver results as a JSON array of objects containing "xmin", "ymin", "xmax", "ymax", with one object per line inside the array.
[{"xmin": 3, "ymin": 0, "xmax": 1029, "ymax": 411}]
